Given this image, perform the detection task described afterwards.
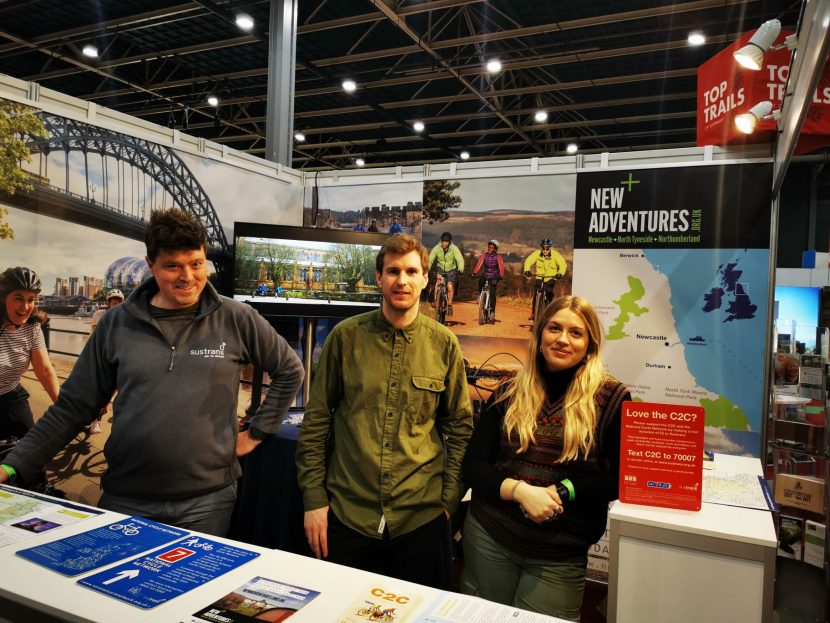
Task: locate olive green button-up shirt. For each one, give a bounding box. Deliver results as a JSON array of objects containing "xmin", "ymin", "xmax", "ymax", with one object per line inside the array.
[{"xmin": 296, "ymin": 309, "xmax": 473, "ymax": 539}]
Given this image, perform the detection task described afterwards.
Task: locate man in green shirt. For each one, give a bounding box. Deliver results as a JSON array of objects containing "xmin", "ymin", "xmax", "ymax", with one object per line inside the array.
[
  {"xmin": 428, "ymin": 231, "xmax": 464, "ymax": 316},
  {"xmin": 296, "ymin": 233, "xmax": 473, "ymax": 589}
]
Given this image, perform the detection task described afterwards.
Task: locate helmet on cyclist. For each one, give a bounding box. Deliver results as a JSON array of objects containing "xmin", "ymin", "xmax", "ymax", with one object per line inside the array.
[
  {"xmin": 0, "ymin": 267, "xmax": 41, "ymax": 293},
  {"xmin": 106, "ymin": 289, "xmax": 125, "ymax": 302},
  {"xmin": 488, "ymin": 239, "xmax": 500, "ymax": 250},
  {"xmin": 540, "ymin": 238, "xmax": 552, "ymax": 248},
  {"xmin": 440, "ymin": 232, "xmax": 453, "ymax": 242}
]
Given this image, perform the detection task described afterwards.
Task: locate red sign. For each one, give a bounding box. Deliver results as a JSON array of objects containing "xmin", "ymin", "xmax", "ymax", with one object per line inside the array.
[
  {"xmin": 619, "ymin": 401, "xmax": 705, "ymax": 511},
  {"xmin": 697, "ymin": 29, "xmax": 830, "ymax": 154},
  {"xmin": 156, "ymin": 547, "xmax": 195, "ymax": 563}
]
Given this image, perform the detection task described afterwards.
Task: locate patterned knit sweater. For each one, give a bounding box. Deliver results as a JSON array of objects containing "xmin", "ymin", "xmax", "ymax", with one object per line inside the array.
[{"xmin": 462, "ymin": 369, "xmax": 629, "ymax": 560}]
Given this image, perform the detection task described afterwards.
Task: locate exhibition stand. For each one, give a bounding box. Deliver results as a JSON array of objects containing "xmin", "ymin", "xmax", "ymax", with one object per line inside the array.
[
  {"xmin": 0, "ymin": 486, "xmax": 569, "ymax": 623},
  {"xmin": 607, "ymin": 454, "xmax": 776, "ymax": 623}
]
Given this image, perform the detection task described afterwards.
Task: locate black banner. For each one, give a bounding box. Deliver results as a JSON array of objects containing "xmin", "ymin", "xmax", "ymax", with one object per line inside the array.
[{"xmin": 573, "ymin": 163, "xmax": 772, "ymax": 249}]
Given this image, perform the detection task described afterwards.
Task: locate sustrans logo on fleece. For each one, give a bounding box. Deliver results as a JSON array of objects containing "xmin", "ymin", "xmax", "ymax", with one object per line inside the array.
[{"xmin": 190, "ymin": 342, "xmax": 226, "ymax": 359}]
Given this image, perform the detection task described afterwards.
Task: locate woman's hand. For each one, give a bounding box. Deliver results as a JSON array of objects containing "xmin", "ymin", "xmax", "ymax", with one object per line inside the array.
[{"xmin": 514, "ymin": 482, "xmax": 562, "ymax": 524}]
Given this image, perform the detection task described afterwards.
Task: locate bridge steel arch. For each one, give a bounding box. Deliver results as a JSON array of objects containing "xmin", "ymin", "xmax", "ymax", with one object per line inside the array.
[{"xmin": 27, "ymin": 113, "xmax": 231, "ymax": 271}]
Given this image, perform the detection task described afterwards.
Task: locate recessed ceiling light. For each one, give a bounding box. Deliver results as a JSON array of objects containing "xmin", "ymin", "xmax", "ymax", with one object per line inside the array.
[
  {"xmin": 687, "ymin": 31, "xmax": 706, "ymax": 46},
  {"xmin": 534, "ymin": 110, "xmax": 548, "ymax": 122},
  {"xmin": 413, "ymin": 121, "xmax": 425, "ymax": 132},
  {"xmin": 566, "ymin": 143, "xmax": 578, "ymax": 154},
  {"xmin": 355, "ymin": 157, "xmax": 365, "ymax": 167},
  {"xmin": 342, "ymin": 79, "xmax": 357, "ymax": 93},
  {"xmin": 460, "ymin": 151, "xmax": 470, "ymax": 160},
  {"xmin": 207, "ymin": 94, "xmax": 219, "ymax": 107},
  {"xmin": 82, "ymin": 44, "xmax": 98, "ymax": 58},
  {"xmin": 294, "ymin": 131, "xmax": 306, "ymax": 142},
  {"xmin": 235, "ymin": 13, "xmax": 254, "ymax": 31},
  {"xmin": 486, "ymin": 59, "xmax": 502, "ymax": 73}
]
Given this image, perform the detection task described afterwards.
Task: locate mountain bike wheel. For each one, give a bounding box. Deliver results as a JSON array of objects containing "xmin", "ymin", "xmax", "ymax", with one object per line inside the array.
[
  {"xmin": 437, "ymin": 289, "xmax": 448, "ymax": 325},
  {"xmin": 478, "ymin": 289, "xmax": 488, "ymax": 325},
  {"xmin": 532, "ymin": 288, "xmax": 545, "ymax": 332}
]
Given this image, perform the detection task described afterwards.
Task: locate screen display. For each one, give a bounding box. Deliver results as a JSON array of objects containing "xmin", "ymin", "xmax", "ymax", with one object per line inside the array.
[{"xmin": 233, "ymin": 222, "xmax": 389, "ymax": 317}]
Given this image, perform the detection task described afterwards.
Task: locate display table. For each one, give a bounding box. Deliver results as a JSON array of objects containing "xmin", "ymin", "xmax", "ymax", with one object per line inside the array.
[
  {"xmin": 0, "ymin": 487, "xmax": 568, "ymax": 623},
  {"xmin": 607, "ymin": 454, "xmax": 776, "ymax": 623}
]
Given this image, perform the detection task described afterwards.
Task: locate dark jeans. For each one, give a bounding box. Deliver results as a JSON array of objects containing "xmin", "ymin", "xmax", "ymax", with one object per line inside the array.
[
  {"xmin": 0, "ymin": 385, "xmax": 34, "ymax": 439},
  {"xmin": 99, "ymin": 482, "xmax": 237, "ymax": 536},
  {"xmin": 531, "ymin": 278, "xmax": 557, "ymax": 318},
  {"xmin": 327, "ymin": 510, "xmax": 453, "ymax": 590},
  {"xmin": 478, "ymin": 277, "xmax": 499, "ymax": 313}
]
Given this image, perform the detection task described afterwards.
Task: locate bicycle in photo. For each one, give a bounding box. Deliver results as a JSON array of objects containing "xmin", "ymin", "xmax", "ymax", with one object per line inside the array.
[
  {"xmin": 478, "ymin": 277, "xmax": 497, "ymax": 325},
  {"xmin": 529, "ymin": 275, "xmax": 559, "ymax": 332},
  {"xmin": 434, "ymin": 271, "xmax": 449, "ymax": 325}
]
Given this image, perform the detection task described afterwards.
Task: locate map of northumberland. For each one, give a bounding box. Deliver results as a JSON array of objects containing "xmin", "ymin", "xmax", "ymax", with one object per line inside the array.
[{"xmin": 574, "ymin": 248, "xmax": 769, "ymax": 456}]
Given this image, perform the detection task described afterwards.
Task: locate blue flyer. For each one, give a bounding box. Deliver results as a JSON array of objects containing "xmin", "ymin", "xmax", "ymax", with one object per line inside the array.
[
  {"xmin": 16, "ymin": 516, "xmax": 187, "ymax": 576},
  {"xmin": 78, "ymin": 535, "xmax": 260, "ymax": 609}
]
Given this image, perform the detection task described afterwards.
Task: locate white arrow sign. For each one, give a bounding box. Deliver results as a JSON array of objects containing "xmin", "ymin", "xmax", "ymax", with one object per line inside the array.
[{"xmin": 102, "ymin": 569, "xmax": 140, "ymax": 585}]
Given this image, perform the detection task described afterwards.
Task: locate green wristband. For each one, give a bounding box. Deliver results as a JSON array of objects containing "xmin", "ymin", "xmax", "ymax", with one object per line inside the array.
[
  {"xmin": 560, "ymin": 478, "xmax": 575, "ymax": 502},
  {"xmin": 0, "ymin": 463, "xmax": 16, "ymax": 482}
]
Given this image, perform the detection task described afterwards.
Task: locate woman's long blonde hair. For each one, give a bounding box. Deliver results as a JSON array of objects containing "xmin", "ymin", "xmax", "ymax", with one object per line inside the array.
[{"xmin": 500, "ymin": 295, "xmax": 606, "ymax": 460}]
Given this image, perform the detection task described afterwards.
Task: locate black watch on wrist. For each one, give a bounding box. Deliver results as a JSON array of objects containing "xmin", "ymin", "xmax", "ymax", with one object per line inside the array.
[
  {"xmin": 246, "ymin": 426, "xmax": 272, "ymax": 441},
  {"xmin": 556, "ymin": 482, "xmax": 569, "ymax": 505}
]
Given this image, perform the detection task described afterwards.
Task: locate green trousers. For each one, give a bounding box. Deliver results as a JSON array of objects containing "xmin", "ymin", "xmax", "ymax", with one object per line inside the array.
[{"xmin": 460, "ymin": 513, "xmax": 587, "ymax": 621}]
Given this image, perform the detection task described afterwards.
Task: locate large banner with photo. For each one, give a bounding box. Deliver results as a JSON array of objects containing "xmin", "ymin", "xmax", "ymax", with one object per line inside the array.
[
  {"xmin": 572, "ymin": 163, "xmax": 773, "ymax": 457},
  {"xmin": 421, "ymin": 174, "xmax": 577, "ymax": 393},
  {"xmin": 0, "ymin": 105, "xmax": 302, "ymax": 362}
]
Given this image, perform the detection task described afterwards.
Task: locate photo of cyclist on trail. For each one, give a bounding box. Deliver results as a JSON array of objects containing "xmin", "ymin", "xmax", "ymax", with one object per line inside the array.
[
  {"xmin": 428, "ymin": 232, "xmax": 464, "ymax": 322},
  {"xmin": 524, "ymin": 238, "xmax": 567, "ymax": 324},
  {"xmin": 472, "ymin": 239, "xmax": 505, "ymax": 324}
]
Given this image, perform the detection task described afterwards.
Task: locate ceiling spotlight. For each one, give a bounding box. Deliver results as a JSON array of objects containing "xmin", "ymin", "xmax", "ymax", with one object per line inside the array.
[
  {"xmin": 735, "ymin": 100, "xmax": 775, "ymax": 134},
  {"xmin": 294, "ymin": 131, "xmax": 306, "ymax": 142},
  {"xmin": 207, "ymin": 94, "xmax": 219, "ymax": 107},
  {"xmin": 566, "ymin": 143, "xmax": 579, "ymax": 154},
  {"xmin": 82, "ymin": 44, "xmax": 98, "ymax": 58},
  {"xmin": 687, "ymin": 31, "xmax": 706, "ymax": 46},
  {"xmin": 235, "ymin": 13, "xmax": 254, "ymax": 31},
  {"xmin": 486, "ymin": 58, "xmax": 502, "ymax": 73},
  {"xmin": 534, "ymin": 110, "xmax": 548, "ymax": 122},
  {"xmin": 355, "ymin": 157, "xmax": 365, "ymax": 167},
  {"xmin": 733, "ymin": 19, "xmax": 781, "ymax": 70},
  {"xmin": 413, "ymin": 121, "xmax": 425, "ymax": 132},
  {"xmin": 342, "ymin": 79, "xmax": 357, "ymax": 93},
  {"xmin": 460, "ymin": 151, "xmax": 470, "ymax": 160}
]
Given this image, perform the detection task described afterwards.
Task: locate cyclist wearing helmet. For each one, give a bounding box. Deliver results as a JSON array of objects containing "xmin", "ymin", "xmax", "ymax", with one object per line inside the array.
[
  {"xmin": 388, "ymin": 216, "xmax": 404, "ymax": 234},
  {"xmin": 523, "ymin": 239, "xmax": 567, "ymax": 320},
  {"xmin": 88, "ymin": 289, "xmax": 125, "ymax": 433},
  {"xmin": 473, "ymin": 240, "xmax": 505, "ymax": 320},
  {"xmin": 428, "ymin": 232, "xmax": 464, "ymax": 316},
  {"xmin": 0, "ymin": 267, "xmax": 59, "ymax": 446}
]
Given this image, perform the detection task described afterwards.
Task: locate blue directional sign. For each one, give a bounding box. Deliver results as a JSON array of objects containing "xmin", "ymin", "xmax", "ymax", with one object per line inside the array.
[
  {"xmin": 16, "ymin": 516, "xmax": 187, "ymax": 576},
  {"xmin": 77, "ymin": 536, "xmax": 259, "ymax": 609}
]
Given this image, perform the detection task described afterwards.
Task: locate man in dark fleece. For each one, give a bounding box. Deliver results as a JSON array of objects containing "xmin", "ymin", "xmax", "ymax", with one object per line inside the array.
[{"xmin": 0, "ymin": 209, "xmax": 304, "ymax": 536}]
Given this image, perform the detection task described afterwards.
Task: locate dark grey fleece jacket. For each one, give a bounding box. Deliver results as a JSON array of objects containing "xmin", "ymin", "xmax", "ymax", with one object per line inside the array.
[{"xmin": 6, "ymin": 278, "xmax": 304, "ymax": 499}]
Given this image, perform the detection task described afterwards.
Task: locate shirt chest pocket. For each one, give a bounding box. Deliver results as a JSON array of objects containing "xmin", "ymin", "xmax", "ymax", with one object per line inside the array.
[{"xmin": 408, "ymin": 375, "xmax": 445, "ymax": 424}]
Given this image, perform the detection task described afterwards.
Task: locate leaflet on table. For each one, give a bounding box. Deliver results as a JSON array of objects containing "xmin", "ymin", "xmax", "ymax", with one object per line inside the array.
[
  {"xmin": 0, "ymin": 484, "xmax": 102, "ymax": 547},
  {"xmin": 702, "ymin": 471, "xmax": 777, "ymax": 511},
  {"xmin": 16, "ymin": 515, "xmax": 187, "ymax": 575},
  {"xmin": 414, "ymin": 593, "xmax": 561, "ymax": 623},
  {"xmin": 339, "ymin": 583, "xmax": 425, "ymax": 623},
  {"xmin": 189, "ymin": 576, "xmax": 320, "ymax": 622},
  {"xmin": 78, "ymin": 535, "xmax": 259, "ymax": 609}
]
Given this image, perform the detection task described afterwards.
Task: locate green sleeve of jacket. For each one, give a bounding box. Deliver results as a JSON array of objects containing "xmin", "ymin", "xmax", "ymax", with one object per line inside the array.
[
  {"xmin": 553, "ymin": 250, "xmax": 567, "ymax": 276},
  {"xmin": 428, "ymin": 245, "xmax": 439, "ymax": 270},
  {"xmin": 452, "ymin": 245, "xmax": 465, "ymax": 273},
  {"xmin": 295, "ymin": 328, "xmax": 343, "ymax": 511},
  {"xmin": 436, "ymin": 336, "xmax": 474, "ymax": 513},
  {"xmin": 523, "ymin": 250, "xmax": 540, "ymax": 273}
]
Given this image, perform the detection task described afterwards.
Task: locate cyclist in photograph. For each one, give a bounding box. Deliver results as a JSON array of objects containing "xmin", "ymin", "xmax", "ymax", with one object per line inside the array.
[
  {"xmin": 472, "ymin": 240, "xmax": 505, "ymax": 321},
  {"xmin": 88, "ymin": 288, "xmax": 125, "ymax": 434},
  {"xmin": 428, "ymin": 232, "xmax": 464, "ymax": 316},
  {"xmin": 524, "ymin": 238, "xmax": 567, "ymax": 321},
  {"xmin": 388, "ymin": 216, "xmax": 404, "ymax": 234}
]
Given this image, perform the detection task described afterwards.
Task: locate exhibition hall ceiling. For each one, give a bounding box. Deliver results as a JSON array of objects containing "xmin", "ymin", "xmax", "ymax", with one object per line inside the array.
[{"xmin": 0, "ymin": 0, "xmax": 800, "ymax": 170}]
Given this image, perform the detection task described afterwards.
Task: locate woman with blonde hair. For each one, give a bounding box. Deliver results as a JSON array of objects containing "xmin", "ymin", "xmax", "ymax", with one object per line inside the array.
[{"xmin": 460, "ymin": 295, "xmax": 629, "ymax": 620}]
